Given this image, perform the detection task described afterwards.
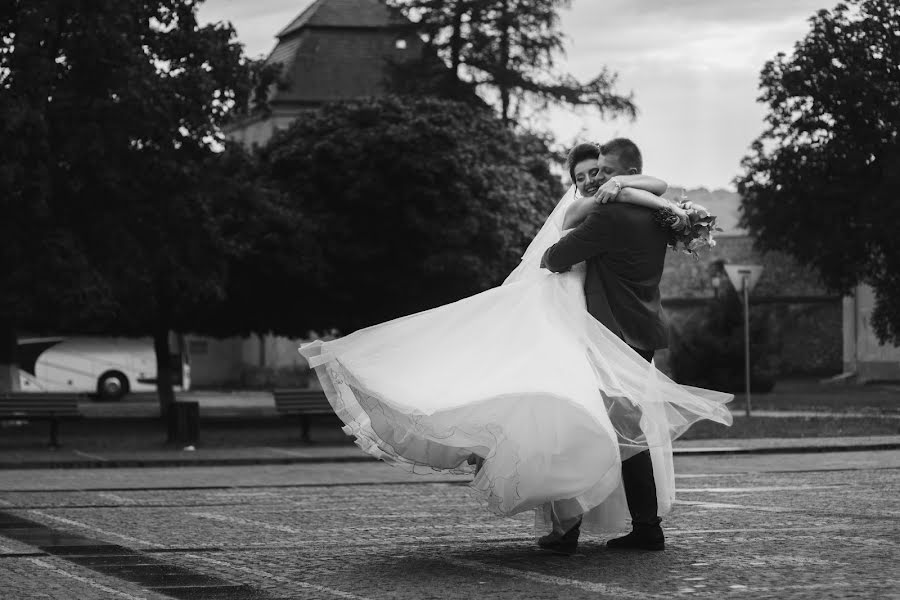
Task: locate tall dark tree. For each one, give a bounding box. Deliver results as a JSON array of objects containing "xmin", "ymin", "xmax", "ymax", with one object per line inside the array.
[
  {"xmin": 388, "ymin": 0, "xmax": 636, "ymax": 125},
  {"xmin": 0, "ymin": 1, "xmax": 120, "ymax": 390},
  {"xmin": 181, "ymin": 145, "xmax": 324, "ymax": 340},
  {"xmin": 260, "ymin": 95, "xmax": 563, "ymax": 333},
  {"xmin": 736, "ymin": 0, "xmax": 900, "ymax": 343},
  {"xmin": 0, "ymin": 1, "xmax": 275, "ymax": 416}
]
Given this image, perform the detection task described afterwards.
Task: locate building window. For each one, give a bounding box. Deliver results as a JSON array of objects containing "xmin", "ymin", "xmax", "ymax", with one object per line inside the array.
[{"xmin": 395, "ymin": 38, "xmax": 407, "ymax": 50}]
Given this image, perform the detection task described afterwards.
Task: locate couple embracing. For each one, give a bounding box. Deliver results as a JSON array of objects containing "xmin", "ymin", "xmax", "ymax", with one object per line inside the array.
[{"xmin": 300, "ymin": 138, "xmax": 732, "ymax": 555}]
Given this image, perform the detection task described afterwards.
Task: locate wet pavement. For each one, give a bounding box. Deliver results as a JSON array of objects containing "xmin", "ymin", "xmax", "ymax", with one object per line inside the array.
[{"xmin": 0, "ymin": 451, "xmax": 898, "ymax": 599}]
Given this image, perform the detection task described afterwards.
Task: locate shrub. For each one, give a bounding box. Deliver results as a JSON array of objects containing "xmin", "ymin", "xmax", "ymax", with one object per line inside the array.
[{"xmin": 669, "ymin": 289, "xmax": 779, "ymax": 393}]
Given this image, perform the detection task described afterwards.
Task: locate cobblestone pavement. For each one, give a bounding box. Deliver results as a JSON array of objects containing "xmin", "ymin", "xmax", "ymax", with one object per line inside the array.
[{"xmin": 1, "ymin": 451, "xmax": 898, "ymax": 599}]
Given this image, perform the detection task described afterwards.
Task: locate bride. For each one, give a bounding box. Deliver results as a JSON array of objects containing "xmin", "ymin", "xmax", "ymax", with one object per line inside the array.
[{"xmin": 300, "ymin": 142, "xmax": 733, "ymax": 550}]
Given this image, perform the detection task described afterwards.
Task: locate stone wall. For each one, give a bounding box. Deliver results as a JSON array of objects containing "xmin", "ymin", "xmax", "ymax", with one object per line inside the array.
[
  {"xmin": 657, "ymin": 299, "xmax": 842, "ymax": 378},
  {"xmin": 658, "ymin": 235, "xmax": 842, "ymax": 377},
  {"xmin": 660, "ymin": 234, "xmax": 829, "ymax": 299},
  {"xmin": 844, "ymin": 284, "xmax": 900, "ymax": 381}
]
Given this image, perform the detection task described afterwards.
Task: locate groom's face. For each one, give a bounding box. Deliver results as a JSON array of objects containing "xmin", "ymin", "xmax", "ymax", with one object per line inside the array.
[
  {"xmin": 598, "ymin": 152, "xmax": 638, "ymax": 180},
  {"xmin": 573, "ymin": 158, "xmax": 602, "ymax": 197}
]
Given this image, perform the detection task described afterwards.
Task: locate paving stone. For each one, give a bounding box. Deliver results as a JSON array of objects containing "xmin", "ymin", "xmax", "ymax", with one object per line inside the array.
[
  {"xmin": 0, "ymin": 554, "xmax": 172, "ymax": 600},
  {"xmin": 0, "ymin": 453, "xmax": 897, "ymax": 599}
]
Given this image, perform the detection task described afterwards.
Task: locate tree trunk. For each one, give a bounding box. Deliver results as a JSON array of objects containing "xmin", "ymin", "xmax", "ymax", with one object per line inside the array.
[
  {"xmin": 498, "ymin": 0, "xmax": 512, "ymax": 125},
  {"xmin": 258, "ymin": 332, "xmax": 266, "ymax": 367},
  {"xmin": 0, "ymin": 321, "xmax": 19, "ymax": 392},
  {"xmin": 154, "ymin": 323, "xmax": 176, "ymax": 425},
  {"xmin": 450, "ymin": 0, "xmax": 465, "ymax": 78}
]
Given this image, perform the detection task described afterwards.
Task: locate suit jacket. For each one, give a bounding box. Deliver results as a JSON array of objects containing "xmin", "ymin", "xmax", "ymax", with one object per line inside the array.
[{"xmin": 540, "ymin": 203, "xmax": 669, "ymax": 351}]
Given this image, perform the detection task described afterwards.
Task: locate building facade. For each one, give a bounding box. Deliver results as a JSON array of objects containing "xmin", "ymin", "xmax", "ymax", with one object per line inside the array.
[
  {"xmin": 226, "ymin": 0, "xmax": 422, "ymax": 148},
  {"xmin": 843, "ymin": 284, "xmax": 900, "ymax": 382}
]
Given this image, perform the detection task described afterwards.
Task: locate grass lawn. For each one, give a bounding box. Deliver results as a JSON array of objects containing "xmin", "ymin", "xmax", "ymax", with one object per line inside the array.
[
  {"xmin": 727, "ymin": 397, "xmax": 899, "ymax": 414},
  {"xmin": 2, "ymin": 413, "xmax": 899, "ymax": 452},
  {"xmin": 0, "ymin": 417, "xmax": 347, "ymax": 451},
  {"xmin": 680, "ymin": 415, "xmax": 900, "ymax": 440}
]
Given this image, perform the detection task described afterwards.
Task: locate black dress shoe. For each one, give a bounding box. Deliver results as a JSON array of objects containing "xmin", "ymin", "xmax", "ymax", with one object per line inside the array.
[
  {"xmin": 537, "ymin": 529, "xmax": 563, "ymax": 548},
  {"xmin": 538, "ymin": 522, "xmax": 580, "ymax": 556},
  {"xmin": 466, "ymin": 453, "xmax": 485, "ymax": 475},
  {"xmin": 606, "ymin": 524, "xmax": 665, "ymax": 551}
]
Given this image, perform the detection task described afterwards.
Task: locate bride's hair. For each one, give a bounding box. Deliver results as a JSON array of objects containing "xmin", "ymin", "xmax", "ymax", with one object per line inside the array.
[{"xmin": 566, "ymin": 143, "xmax": 601, "ymax": 181}]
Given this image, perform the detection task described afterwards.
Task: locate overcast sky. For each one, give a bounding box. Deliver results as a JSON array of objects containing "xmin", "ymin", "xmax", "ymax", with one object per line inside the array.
[{"xmin": 198, "ymin": 0, "xmax": 835, "ymax": 191}]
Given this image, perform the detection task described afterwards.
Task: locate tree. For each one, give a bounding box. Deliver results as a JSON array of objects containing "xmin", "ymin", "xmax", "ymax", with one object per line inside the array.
[
  {"xmin": 260, "ymin": 95, "xmax": 563, "ymax": 333},
  {"xmin": 0, "ymin": 1, "xmax": 121, "ymax": 390},
  {"xmin": 0, "ymin": 1, "xmax": 277, "ymax": 417},
  {"xmin": 180, "ymin": 145, "xmax": 323, "ymax": 340},
  {"xmin": 388, "ymin": 0, "xmax": 636, "ymax": 125},
  {"xmin": 737, "ymin": 0, "xmax": 900, "ymax": 344}
]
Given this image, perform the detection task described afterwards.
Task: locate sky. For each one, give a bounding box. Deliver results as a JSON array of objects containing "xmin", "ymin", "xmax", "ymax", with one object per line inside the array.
[{"xmin": 197, "ymin": 0, "xmax": 835, "ymax": 191}]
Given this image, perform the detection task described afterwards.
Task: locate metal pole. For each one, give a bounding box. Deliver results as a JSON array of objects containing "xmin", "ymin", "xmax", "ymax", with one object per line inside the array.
[{"xmin": 743, "ymin": 276, "xmax": 751, "ymax": 418}]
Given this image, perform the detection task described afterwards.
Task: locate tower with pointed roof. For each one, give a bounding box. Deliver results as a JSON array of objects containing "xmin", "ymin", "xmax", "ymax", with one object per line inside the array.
[{"xmin": 225, "ymin": 0, "xmax": 422, "ymax": 147}]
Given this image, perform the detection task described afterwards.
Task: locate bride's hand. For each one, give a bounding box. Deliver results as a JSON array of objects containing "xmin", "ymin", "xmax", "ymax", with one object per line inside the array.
[
  {"xmin": 594, "ymin": 178, "xmax": 622, "ymax": 204},
  {"xmin": 671, "ymin": 205, "xmax": 691, "ymax": 230}
]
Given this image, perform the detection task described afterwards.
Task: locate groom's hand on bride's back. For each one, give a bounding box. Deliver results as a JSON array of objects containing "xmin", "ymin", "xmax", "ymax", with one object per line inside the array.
[{"xmin": 540, "ymin": 253, "xmax": 570, "ymax": 272}]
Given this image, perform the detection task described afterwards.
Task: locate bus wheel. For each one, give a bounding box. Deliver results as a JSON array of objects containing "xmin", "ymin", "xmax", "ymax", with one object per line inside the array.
[{"xmin": 97, "ymin": 372, "xmax": 128, "ymax": 401}]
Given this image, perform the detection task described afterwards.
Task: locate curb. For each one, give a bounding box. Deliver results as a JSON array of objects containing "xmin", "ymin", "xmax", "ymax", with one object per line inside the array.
[
  {"xmin": 672, "ymin": 442, "xmax": 900, "ymax": 455},
  {"xmin": 1, "ymin": 442, "xmax": 898, "ymax": 470},
  {"xmin": 0, "ymin": 454, "xmax": 378, "ymax": 470}
]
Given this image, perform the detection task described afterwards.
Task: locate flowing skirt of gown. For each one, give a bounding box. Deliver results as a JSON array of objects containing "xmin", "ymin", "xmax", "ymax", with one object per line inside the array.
[{"xmin": 300, "ymin": 263, "xmax": 734, "ymax": 535}]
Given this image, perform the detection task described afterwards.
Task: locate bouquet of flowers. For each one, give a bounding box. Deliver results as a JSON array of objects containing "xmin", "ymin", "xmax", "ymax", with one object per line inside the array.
[{"xmin": 654, "ymin": 192, "xmax": 722, "ymax": 259}]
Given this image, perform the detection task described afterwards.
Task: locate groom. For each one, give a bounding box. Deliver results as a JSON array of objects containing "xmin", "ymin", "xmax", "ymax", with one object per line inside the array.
[{"xmin": 539, "ymin": 138, "xmax": 669, "ymax": 553}]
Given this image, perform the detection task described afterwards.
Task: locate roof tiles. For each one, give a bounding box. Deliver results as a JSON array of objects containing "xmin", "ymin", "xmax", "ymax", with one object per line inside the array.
[
  {"xmin": 265, "ymin": 0, "xmax": 421, "ymax": 105},
  {"xmin": 277, "ymin": 0, "xmax": 411, "ymax": 37}
]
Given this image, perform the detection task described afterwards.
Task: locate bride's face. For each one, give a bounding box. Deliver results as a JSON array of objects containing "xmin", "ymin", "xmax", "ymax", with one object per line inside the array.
[{"xmin": 573, "ymin": 158, "xmax": 602, "ymax": 197}]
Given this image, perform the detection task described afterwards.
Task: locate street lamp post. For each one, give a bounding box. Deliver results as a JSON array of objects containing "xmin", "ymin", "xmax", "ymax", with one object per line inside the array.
[
  {"xmin": 741, "ymin": 274, "xmax": 751, "ymax": 417},
  {"xmin": 711, "ymin": 275, "xmax": 721, "ymax": 299},
  {"xmin": 723, "ymin": 264, "xmax": 764, "ymax": 417}
]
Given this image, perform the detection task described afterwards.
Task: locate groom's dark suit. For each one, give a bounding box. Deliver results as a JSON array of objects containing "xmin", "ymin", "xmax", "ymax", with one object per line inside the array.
[
  {"xmin": 540, "ymin": 201, "xmax": 669, "ymax": 529},
  {"xmin": 540, "ymin": 202, "xmax": 669, "ymax": 352}
]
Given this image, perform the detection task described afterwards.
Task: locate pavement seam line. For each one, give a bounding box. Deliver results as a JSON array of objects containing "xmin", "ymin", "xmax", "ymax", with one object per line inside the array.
[
  {"xmin": 72, "ymin": 449, "xmax": 109, "ymax": 462},
  {"xmin": 676, "ymin": 485, "xmax": 843, "ymax": 493},
  {"xmin": 28, "ymin": 557, "xmax": 152, "ymax": 600},
  {"xmin": 189, "ymin": 512, "xmax": 305, "ymax": 534},
  {"xmin": 188, "ymin": 511, "xmax": 518, "ymax": 534},
  {"xmin": 96, "ymin": 492, "xmax": 138, "ymax": 504},
  {"xmin": 27, "ymin": 510, "xmax": 165, "ymax": 548},
  {"xmin": 186, "ymin": 553, "xmax": 375, "ymax": 600},
  {"xmin": 264, "ymin": 447, "xmax": 317, "ymax": 457},
  {"xmin": 674, "ymin": 500, "xmax": 794, "ymax": 513},
  {"xmin": 667, "ymin": 525, "xmax": 850, "ymax": 535},
  {"xmin": 444, "ymin": 557, "xmax": 666, "ymax": 599},
  {"xmin": 7, "ymin": 511, "xmax": 287, "ymax": 599}
]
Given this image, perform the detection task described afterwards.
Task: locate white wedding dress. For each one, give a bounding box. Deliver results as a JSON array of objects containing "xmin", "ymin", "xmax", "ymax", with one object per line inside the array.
[{"xmin": 300, "ymin": 186, "xmax": 733, "ymax": 534}]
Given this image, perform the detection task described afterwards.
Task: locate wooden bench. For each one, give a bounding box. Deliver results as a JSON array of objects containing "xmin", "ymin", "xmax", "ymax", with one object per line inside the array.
[
  {"xmin": 0, "ymin": 393, "xmax": 83, "ymax": 448},
  {"xmin": 272, "ymin": 388, "xmax": 333, "ymax": 442}
]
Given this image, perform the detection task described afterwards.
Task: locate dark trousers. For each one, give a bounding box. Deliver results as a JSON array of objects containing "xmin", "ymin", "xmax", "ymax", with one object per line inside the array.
[{"xmin": 622, "ymin": 346, "xmax": 661, "ymax": 526}]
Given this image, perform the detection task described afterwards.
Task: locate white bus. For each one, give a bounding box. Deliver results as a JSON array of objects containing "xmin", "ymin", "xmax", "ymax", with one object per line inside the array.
[{"xmin": 16, "ymin": 336, "xmax": 191, "ymax": 401}]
